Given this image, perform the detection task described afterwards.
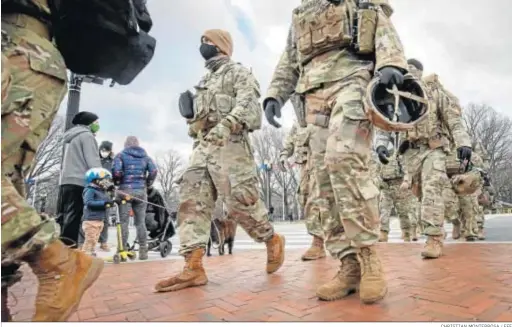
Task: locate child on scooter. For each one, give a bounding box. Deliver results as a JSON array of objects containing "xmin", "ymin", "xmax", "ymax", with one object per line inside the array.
[{"xmin": 82, "ymin": 168, "xmax": 115, "ymax": 256}]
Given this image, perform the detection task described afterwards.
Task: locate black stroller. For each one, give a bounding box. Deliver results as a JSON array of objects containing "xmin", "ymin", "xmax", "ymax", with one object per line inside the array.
[{"xmin": 129, "ymin": 187, "xmax": 176, "ymax": 258}]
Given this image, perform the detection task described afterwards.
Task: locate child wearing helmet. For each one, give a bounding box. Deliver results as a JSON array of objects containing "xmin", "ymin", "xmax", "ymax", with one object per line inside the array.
[{"xmin": 82, "ymin": 168, "xmax": 115, "ymax": 256}]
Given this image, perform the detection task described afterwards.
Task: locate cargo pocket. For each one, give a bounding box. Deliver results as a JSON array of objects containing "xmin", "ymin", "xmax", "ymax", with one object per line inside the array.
[
  {"xmin": 295, "ymin": 18, "xmax": 313, "ymax": 55},
  {"xmin": 324, "ymin": 4, "xmax": 351, "ymax": 45},
  {"xmin": 334, "ymin": 118, "xmax": 372, "ymax": 154},
  {"xmin": 23, "ymin": 51, "xmax": 67, "ymax": 152},
  {"xmin": 310, "ymin": 16, "xmax": 327, "ymax": 48},
  {"xmin": 432, "ymin": 157, "xmax": 446, "ymax": 173},
  {"xmin": 215, "ymin": 93, "xmax": 235, "ymax": 115},
  {"xmin": 358, "ymin": 179, "xmax": 380, "ymax": 202},
  {"xmin": 356, "ymin": 8, "xmax": 377, "ymax": 54}
]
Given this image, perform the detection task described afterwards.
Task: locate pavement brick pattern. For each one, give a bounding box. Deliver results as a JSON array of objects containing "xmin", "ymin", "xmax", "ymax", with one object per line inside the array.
[{"xmin": 7, "ymin": 244, "xmax": 512, "ymax": 322}]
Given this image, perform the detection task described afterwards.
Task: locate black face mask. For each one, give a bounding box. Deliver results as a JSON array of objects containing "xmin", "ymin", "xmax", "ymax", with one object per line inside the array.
[{"xmin": 199, "ymin": 43, "xmax": 219, "ymax": 60}]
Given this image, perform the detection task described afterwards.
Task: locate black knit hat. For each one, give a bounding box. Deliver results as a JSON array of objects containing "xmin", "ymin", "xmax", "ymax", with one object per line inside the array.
[
  {"xmin": 99, "ymin": 141, "xmax": 113, "ymax": 151},
  {"xmin": 407, "ymin": 58, "xmax": 424, "ymax": 71},
  {"xmin": 72, "ymin": 111, "xmax": 98, "ymax": 126}
]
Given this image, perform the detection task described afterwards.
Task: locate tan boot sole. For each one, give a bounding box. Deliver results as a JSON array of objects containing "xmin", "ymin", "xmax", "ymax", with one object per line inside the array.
[
  {"xmin": 317, "ymin": 286, "xmax": 358, "ymax": 301},
  {"xmin": 360, "ymin": 286, "xmax": 388, "ymax": 304},
  {"xmin": 267, "ymin": 235, "xmax": 286, "ymax": 274},
  {"xmin": 421, "ymin": 251, "xmax": 442, "ymax": 259},
  {"xmin": 155, "ymin": 276, "xmax": 208, "ymax": 293},
  {"xmin": 48, "ymin": 258, "xmax": 105, "ymax": 322},
  {"xmin": 301, "ymin": 251, "xmax": 326, "ymax": 261}
]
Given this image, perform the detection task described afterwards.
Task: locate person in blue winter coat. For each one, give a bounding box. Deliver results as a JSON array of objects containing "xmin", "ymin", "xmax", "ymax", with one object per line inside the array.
[{"xmin": 112, "ymin": 136, "xmax": 158, "ymax": 260}]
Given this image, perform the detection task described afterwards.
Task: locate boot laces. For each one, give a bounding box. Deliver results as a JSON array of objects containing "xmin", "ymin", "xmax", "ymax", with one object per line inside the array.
[
  {"xmin": 360, "ymin": 248, "xmax": 375, "ymax": 275},
  {"xmin": 34, "ymin": 269, "xmax": 61, "ymax": 304}
]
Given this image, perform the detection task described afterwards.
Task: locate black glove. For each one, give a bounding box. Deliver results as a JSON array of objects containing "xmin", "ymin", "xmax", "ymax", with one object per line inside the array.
[
  {"xmin": 457, "ymin": 146, "xmax": 472, "ymax": 162},
  {"xmin": 398, "ymin": 140, "xmax": 410, "ymax": 155},
  {"xmin": 263, "ymin": 98, "xmax": 282, "ymax": 128},
  {"xmin": 378, "ymin": 66, "xmax": 405, "ymax": 87},
  {"xmin": 376, "ymin": 146, "xmax": 390, "ymax": 164}
]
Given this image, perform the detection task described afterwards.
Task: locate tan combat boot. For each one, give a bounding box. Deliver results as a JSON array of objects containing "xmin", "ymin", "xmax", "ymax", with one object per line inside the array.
[
  {"xmin": 410, "ymin": 225, "xmax": 419, "ymax": 241},
  {"xmin": 465, "ymin": 232, "xmax": 478, "ymax": 242},
  {"xmin": 357, "ymin": 247, "xmax": 387, "ymax": 304},
  {"xmin": 402, "ymin": 229, "xmax": 411, "ymax": 242},
  {"xmin": 301, "ymin": 236, "xmax": 326, "ymax": 261},
  {"xmin": 452, "ymin": 224, "xmax": 461, "ymax": 240},
  {"xmin": 316, "ymin": 254, "xmax": 360, "ymax": 301},
  {"xmin": 265, "ymin": 233, "xmax": 286, "ymax": 274},
  {"xmin": 378, "ymin": 231, "xmax": 388, "ymax": 242},
  {"xmin": 478, "ymin": 228, "xmax": 486, "ymax": 240},
  {"xmin": 421, "ymin": 236, "xmax": 443, "ymax": 259},
  {"xmin": 28, "ymin": 240, "xmax": 104, "ymax": 322},
  {"xmin": 154, "ymin": 248, "xmax": 208, "ymax": 292}
]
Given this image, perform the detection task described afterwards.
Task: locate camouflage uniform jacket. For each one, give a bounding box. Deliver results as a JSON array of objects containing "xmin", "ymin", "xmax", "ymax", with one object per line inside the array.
[
  {"xmin": 188, "ymin": 58, "xmax": 262, "ymax": 139},
  {"xmin": 279, "ymin": 122, "xmax": 311, "ymax": 164},
  {"xmin": 265, "ymin": 0, "xmax": 408, "ymax": 108},
  {"xmin": 376, "ymin": 74, "xmax": 471, "ymax": 152},
  {"xmin": 2, "ymin": 0, "xmax": 52, "ymax": 21}
]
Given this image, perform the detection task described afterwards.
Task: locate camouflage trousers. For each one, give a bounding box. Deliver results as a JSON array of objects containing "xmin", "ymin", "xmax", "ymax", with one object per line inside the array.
[
  {"xmin": 476, "ymin": 205, "xmax": 485, "ymax": 229},
  {"xmin": 297, "ymin": 152, "xmax": 323, "ymax": 239},
  {"xmin": 1, "ymin": 19, "xmax": 67, "ymax": 267},
  {"xmin": 403, "ymin": 146, "xmax": 448, "ymax": 236},
  {"xmin": 379, "ymin": 179, "xmax": 416, "ymax": 232},
  {"xmin": 474, "ymin": 188, "xmax": 486, "ymax": 229},
  {"xmin": 177, "ymin": 137, "xmax": 274, "ymax": 255},
  {"xmin": 305, "ymin": 71, "xmax": 379, "ymax": 260},
  {"xmin": 443, "ymin": 179, "xmax": 479, "ymax": 237}
]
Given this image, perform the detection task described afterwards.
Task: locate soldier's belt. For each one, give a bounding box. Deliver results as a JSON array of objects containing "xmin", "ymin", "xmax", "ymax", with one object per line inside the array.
[
  {"xmin": 2, "ymin": 13, "xmax": 51, "ymax": 40},
  {"xmin": 382, "ymin": 177, "xmax": 403, "ymax": 183},
  {"xmin": 306, "ymin": 113, "xmax": 330, "ymax": 128},
  {"xmin": 409, "ymin": 139, "xmax": 428, "ymax": 149}
]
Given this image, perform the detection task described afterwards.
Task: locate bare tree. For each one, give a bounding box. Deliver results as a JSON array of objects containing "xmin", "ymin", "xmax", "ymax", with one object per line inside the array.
[
  {"xmin": 155, "ymin": 150, "xmax": 184, "ymax": 205},
  {"xmin": 250, "ymin": 125, "xmax": 300, "ymax": 220},
  {"xmin": 250, "ymin": 126, "xmax": 281, "ymax": 204},
  {"xmin": 25, "ymin": 116, "xmax": 65, "ymax": 204},
  {"xmin": 463, "ymin": 103, "xmax": 512, "ymax": 202}
]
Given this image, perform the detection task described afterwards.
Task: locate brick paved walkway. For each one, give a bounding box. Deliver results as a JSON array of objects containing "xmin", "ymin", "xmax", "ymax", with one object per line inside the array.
[{"xmin": 7, "ymin": 243, "xmax": 512, "ymax": 322}]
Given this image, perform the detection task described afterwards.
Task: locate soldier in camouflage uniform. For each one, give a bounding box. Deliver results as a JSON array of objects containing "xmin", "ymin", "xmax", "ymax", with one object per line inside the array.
[
  {"xmin": 374, "ymin": 141, "xmax": 417, "ymax": 243},
  {"xmin": 473, "ymin": 141, "xmax": 493, "ymax": 240},
  {"xmin": 443, "ymin": 148, "xmax": 482, "ymax": 241},
  {"xmin": 376, "ymin": 58, "xmax": 472, "ymax": 259},
  {"xmin": 264, "ymin": 0, "xmax": 408, "ymax": 304},
  {"xmin": 279, "ymin": 117, "xmax": 326, "ymax": 261},
  {"xmin": 154, "ymin": 29, "xmax": 285, "ymax": 293},
  {"xmin": 1, "ymin": 0, "xmax": 104, "ymax": 321}
]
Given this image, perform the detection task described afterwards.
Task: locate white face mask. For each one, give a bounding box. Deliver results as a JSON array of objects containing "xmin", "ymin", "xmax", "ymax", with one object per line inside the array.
[{"xmin": 100, "ymin": 150, "xmax": 110, "ymax": 158}]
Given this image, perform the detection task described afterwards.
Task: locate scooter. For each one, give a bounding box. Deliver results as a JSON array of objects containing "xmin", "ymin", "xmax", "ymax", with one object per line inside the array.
[{"xmin": 105, "ymin": 199, "xmax": 137, "ymax": 264}]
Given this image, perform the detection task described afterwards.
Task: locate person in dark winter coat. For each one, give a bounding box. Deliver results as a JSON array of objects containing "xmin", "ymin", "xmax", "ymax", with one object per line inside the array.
[
  {"xmin": 58, "ymin": 111, "xmax": 102, "ymax": 248},
  {"xmin": 98, "ymin": 140, "xmax": 115, "ymax": 251},
  {"xmin": 99, "ymin": 141, "xmax": 115, "ymax": 170},
  {"xmin": 112, "ymin": 136, "xmax": 158, "ymax": 260}
]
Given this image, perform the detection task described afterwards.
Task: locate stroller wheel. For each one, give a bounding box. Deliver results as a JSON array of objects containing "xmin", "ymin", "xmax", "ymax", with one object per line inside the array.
[{"xmin": 159, "ymin": 240, "xmax": 172, "ymax": 258}]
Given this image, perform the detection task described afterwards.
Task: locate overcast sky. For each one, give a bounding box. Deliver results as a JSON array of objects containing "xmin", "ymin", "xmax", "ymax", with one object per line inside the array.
[{"xmin": 58, "ymin": 0, "xmax": 511, "ymax": 162}]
